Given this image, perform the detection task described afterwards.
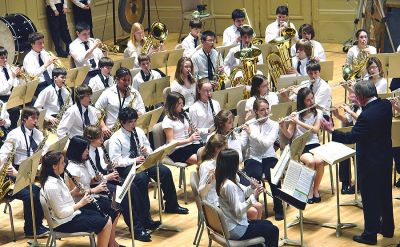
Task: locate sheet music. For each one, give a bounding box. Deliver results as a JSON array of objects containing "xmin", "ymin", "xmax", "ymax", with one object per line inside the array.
[
  {"xmin": 271, "ymin": 145, "xmax": 291, "ymax": 185},
  {"xmin": 281, "ymin": 160, "xmax": 315, "ymax": 203},
  {"xmin": 310, "ymin": 141, "xmax": 355, "ymax": 164}
]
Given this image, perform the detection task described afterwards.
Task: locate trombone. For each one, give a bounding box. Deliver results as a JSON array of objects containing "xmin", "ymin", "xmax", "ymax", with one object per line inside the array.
[{"xmin": 241, "ymin": 8, "xmax": 263, "ymax": 45}]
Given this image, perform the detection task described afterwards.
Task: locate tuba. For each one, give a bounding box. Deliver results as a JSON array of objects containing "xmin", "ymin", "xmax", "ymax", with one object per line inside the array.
[
  {"xmin": 267, "ymin": 35, "xmax": 292, "ymax": 89},
  {"xmin": 0, "ymin": 141, "xmax": 16, "ymax": 200},
  {"xmin": 141, "ymin": 22, "xmax": 168, "ymax": 55}
]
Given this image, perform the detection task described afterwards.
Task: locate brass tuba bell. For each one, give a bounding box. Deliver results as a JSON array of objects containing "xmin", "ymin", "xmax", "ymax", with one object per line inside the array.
[{"xmin": 141, "ymin": 22, "xmax": 168, "ymax": 55}]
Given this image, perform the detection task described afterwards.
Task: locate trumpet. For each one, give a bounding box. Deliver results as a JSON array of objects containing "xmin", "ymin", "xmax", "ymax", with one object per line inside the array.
[
  {"xmin": 225, "ymin": 114, "xmax": 273, "ymax": 138},
  {"xmin": 89, "ymin": 38, "xmax": 120, "ymax": 53},
  {"xmin": 9, "ymin": 64, "xmax": 36, "ymax": 82},
  {"xmin": 47, "ymin": 51, "xmax": 65, "ymax": 69},
  {"xmin": 279, "ymin": 104, "xmax": 317, "ymax": 123}
]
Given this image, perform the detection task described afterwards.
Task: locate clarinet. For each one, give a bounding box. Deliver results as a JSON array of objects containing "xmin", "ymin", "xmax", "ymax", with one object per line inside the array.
[
  {"xmin": 208, "ymin": 96, "xmax": 216, "ymax": 118},
  {"xmin": 87, "ymin": 157, "xmax": 112, "ymax": 200},
  {"xmin": 181, "ymin": 111, "xmax": 204, "ymax": 145},
  {"xmin": 101, "ymin": 144, "xmax": 111, "ymax": 165},
  {"xmin": 64, "ymin": 168, "xmax": 108, "ymax": 218},
  {"xmin": 132, "ymin": 128, "xmax": 148, "ymax": 158}
]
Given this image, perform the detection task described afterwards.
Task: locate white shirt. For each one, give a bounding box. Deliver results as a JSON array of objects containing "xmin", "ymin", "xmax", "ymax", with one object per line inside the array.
[
  {"xmin": 191, "ymin": 48, "xmax": 221, "ymax": 80},
  {"xmin": 223, "ymin": 44, "xmax": 264, "ymax": 75},
  {"xmin": 170, "ymin": 80, "xmax": 196, "ymax": 107},
  {"xmin": 0, "ymin": 100, "xmax": 11, "ymax": 128},
  {"xmin": 0, "ymin": 64, "xmax": 21, "ymax": 96},
  {"xmin": 57, "ymin": 104, "xmax": 98, "ymax": 139},
  {"xmin": 265, "ymin": 20, "xmax": 297, "ymax": 43},
  {"xmin": 109, "ymin": 127, "xmax": 151, "ymax": 168},
  {"xmin": 198, "ymin": 159, "xmax": 218, "ymax": 206},
  {"xmin": 42, "ymin": 176, "xmax": 81, "ymax": 228},
  {"xmin": 95, "ymin": 85, "xmax": 145, "ymax": 128},
  {"xmin": 346, "ymin": 45, "xmax": 377, "ymax": 65},
  {"xmin": 293, "ymin": 110, "xmax": 322, "ymax": 145},
  {"xmin": 218, "ymin": 179, "xmax": 255, "ymax": 231},
  {"xmin": 290, "ymin": 40, "xmax": 326, "ymax": 61},
  {"xmin": 189, "ymin": 99, "xmax": 221, "ymax": 141},
  {"xmin": 89, "ymin": 145, "xmax": 108, "ymax": 171},
  {"xmin": 370, "ymin": 77, "xmax": 387, "ymax": 94},
  {"xmin": 291, "ymin": 56, "xmax": 309, "ymax": 76},
  {"xmin": 23, "ymin": 49, "xmax": 54, "ymax": 83},
  {"xmin": 34, "ymin": 84, "xmax": 72, "ymax": 120},
  {"xmin": 245, "ymin": 93, "xmax": 279, "ymax": 112},
  {"xmin": 88, "ymin": 73, "xmax": 115, "ymax": 92},
  {"xmin": 131, "ymin": 69, "xmax": 162, "ymax": 91},
  {"xmin": 69, "ymin": 37, "xmax": 104, "ymax": 69},
  {"xmin": 124, "ymin": 40, "xmax": 141, "ymax": 68},
  {"xmin": 66, "ymin": 160, "xmax": 95, "ymax": 202},
  {"xmin": 46, "ymin": 0, "xmax": 68, "ymax": 10},
  {"xmin": 162, "ymin": 115, "xmax": 190, "ymax": 149},
  {"xmin": 182, "ymin": 33, "xmax": 200, "ymax": 57},
  {"xmin": 241, "ymin": 118, "xmax": 279, "ymax": 162},
  {"xmin": 71, "ymin": 0, "xmax": 91, "ymax": 8},
  {"xmin": 0, "ymin": 126, "xmax": 46, "ymax": 166},
  {"xmin": 222, "ymin": 24, "xmax": 240, "ymax": 46}
]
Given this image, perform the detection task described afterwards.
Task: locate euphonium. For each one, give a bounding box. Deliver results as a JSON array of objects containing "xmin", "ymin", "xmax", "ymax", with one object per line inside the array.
[
  {"xmin": 0, "ymin": 141, "xmax": 16, "ymax": 200},
  {"xmin": 141, "ymin": 22, "xmax": 168, "ymax": 55}
]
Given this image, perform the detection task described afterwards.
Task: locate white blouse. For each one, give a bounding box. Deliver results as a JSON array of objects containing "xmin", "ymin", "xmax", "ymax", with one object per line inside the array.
[
  {"xmin": 189, "ymin": 99, "xmax": 221, "ymax": 142},
  {"xmin": 170, "ymin": 80, "xmax": 196, "ymax": 107},
  {"xmin": 245, "ymin": 93, "xmax": 279, "ymax": 112},
  {"xmin": 66, "ymin": 160, "xmax": 95, "ymax": 202},
  {"xmin": 293, "ymin": 109, "xmax": 322, "ymax": 145},
  {"xmin": 198, "ymin": 159, "xmax": 218, "ymax": 206},
  {"xmin": 162, "ymin": 115, "xmax": 190, "ymax": 149}
]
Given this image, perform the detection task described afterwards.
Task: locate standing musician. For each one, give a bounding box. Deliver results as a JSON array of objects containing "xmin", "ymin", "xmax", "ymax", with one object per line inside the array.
[
  {"xmin": 189, "ymin": 78, "xmax": 221, "ymax": 142},
  {"xmin": 0, "ymin": 107, "xmax": 48, "ymax": 237},
  {"xmin": 34, "ymin": 67, "xmax": 72, "ymax": 128},
  {"xmin": 289, "ymin": 39, "xmax": 313, "ymax": 76},
  {"xmin": 171, "ymin": 57, "xmax": 197, "ymax": 108},
  {"xmin": 0, "ymin": 46, "xmax": 20, "ymax": 129},
  {"xmin": 345, "ymin": 29, "xmax": 377, "ymax": 71},
  {"xmin": 216, "ymin": 149, "xmax": 279, "ymax": 246},
  {"xmin": 162, "ymin": 92, "xmax": 202, "ymax": 165},
  {"xmin": 279, "ymin": 88, "xmax": 325, "ymax": 204},
  {"xmin": 191, "ymin": 30, "xmax": 223, "ymax": 80},
  {"xmin": 265, "ymin": 5, "xmax": 297, "ymax": 43},
  {"xmin": 223, "ymin": 25, "xmax": 264, "ymax": 75},
  {"xmin": 392, "ymin": 97, "xmax": 400, "ymax": 188},
  {"xmin": 57, "ymin": 85, "xmax": 99, "ymax": 139},
  {"xmin": 95, "ymin": 67, "xmax": 145, "ymax": 137},
  {"xmin": 222, "ymin": 9, "xmax": 246, "ymax": 46},
  {"xmin": 39, "ymin": 151, "xmax": 112, "ymax": 247},
  {"xmin": 322, "ymin": 81, "xmax": 394, "ymax": 245},
  {"xmin": 71, "ymin": 0, "xmax": 94, "ymax": 38},
  {"xmin": 131, "ymin": 54, "xmax": 162, "ymax": 91},
  {"xmin": 245, "ymin": 75, "xmax": 279, "ymax": 120},
  {"xmin": 88, "ymin": 57, "xmax": 115, "ymax": 92},
  {"xmin": 23, "ymin": 32, "xmax": 57, "ymax": 96},
  {"xmin": 240, "ymin": 98, "xmax": 284, "ymax": 220},
  {"xmin": 69, "ymin": 22, "xmax": 104, "ymax": 83},
  {"xmin": 64, "ymin": 136, "xmax": 122, "ymax": 247},
  {"xmin": 109, "ymin": 108, "xmax": 189, "ymax": 216},
  {"xmin": 181, "ymin": 19, "xmax": 202, "ymax": 58},
  {"xmin": 290, "ymin": 24, "xmax": 326, "ymax": 61},
  {"xmin": 84, "ymin": 125, "xmax": 160, "ymax": 242}
]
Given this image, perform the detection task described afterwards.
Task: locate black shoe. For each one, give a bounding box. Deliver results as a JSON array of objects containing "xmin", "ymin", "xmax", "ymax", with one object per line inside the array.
[
  {"xmin": 134, "ymin": 230, "xmax": 151, "ymax": 242},
  {"xmin": 307, "ymin": 198, "xmax": 314, "ymax": 204},
  {"xmin": 144, "ymin": 220, "xmax": 161, "ymax": 230},
  {"xmin": 395, "ymin": 179, "xmax": 400, "ymax": 188},
  {"xmin": 353, "ymin": 234, "xmax": 377, "ymax": 245},
  {"xmin": 274, "ymin": 212, "xmax": 284, "ymax": 221},
  {"xmin": 341, "ymin": 185, "xmax": 355, "ymax": 195},
  {"xmin": 313, "ymin": 196, "xmax": 321, "ymax": 203},
  {"xmin": 165, "ymin": 205, "xmax": 189, "ymax": 214},
  {"xmin": 25, "ymin": 225, "xmax": 49, "ymax": 238},
  {"xmin": 378, "ymin": 229, "xmax": 394, "ymax": 238}
]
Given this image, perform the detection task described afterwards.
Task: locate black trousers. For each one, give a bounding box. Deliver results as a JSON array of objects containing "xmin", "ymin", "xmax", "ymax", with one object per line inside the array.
[
  {"xmin": 393, "ymin": 147, "xmax": 400, "ymax": 175},
  {"xmin": 72, "ymin": 3, "xmax": 93, "ymax": 37},
  {"xmin": 339, "ymin": 158, "xmax": 351, "ymax": 187},
  {"xmin": 238, "ymin": 219, "xmax": 279, "ymax": 247},
  {"xmin": 46, "ymin": 4, "xmax": 72, "ymax": 54},
  {"xmin": 242, "ymin": 157, "xmax": 283, "ymax": 214}
]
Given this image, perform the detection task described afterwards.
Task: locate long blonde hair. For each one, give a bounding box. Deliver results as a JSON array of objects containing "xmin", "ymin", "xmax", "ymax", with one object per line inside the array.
[{"xmin": 130, "ymin": 22, "xmax": 145, "ymax": 48}]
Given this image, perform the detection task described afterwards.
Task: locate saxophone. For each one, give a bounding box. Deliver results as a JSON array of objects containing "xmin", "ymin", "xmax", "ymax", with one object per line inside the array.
[
  {"xmin": 95, "ymin": 108, "xmax": 107, "ymax": 127},
  {"xmin": 49, "ymin": 86, "xmax": 72, "ymax": 133},
  {"xmin": 110, "ymin": 89, "xmax": 137, "ymax": 133},
  {"xmin": 0, "ymin": 141, "xmax": 16, "ymax": 200},
  {"xmin": 35, "ymin": 129, "xmax": 49, "ymax": 153}
]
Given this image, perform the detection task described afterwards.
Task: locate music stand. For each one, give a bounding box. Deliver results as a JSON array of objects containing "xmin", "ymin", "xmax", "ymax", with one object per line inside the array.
[
  {"xmin": 388, "ymin": 54, "xmax": 400, "ymax": 78},
  {"xmin": 12, "ymin": 151, "xmax": 42, "ymax": 246},
  {"xmin": 138, "ymin": 79, "xmax": 156, "ymax": 107},
  {"xmin": 37, "ymin": 109, "xmax": 47, "ymax": 131},
  {"xmin": 277, "ymin": 75, "xmax": 309, "ymax": 91},
  {"xmin": 91, "ymin": 89, "xmax": 105, "ymax": 105},
  {"xmin": 226, "ymin": 86, "xmax": 245, "ymax": 111},
  {"xmin": 319, "ymin": 61, "xmax": 334, "ymax": 82},
  {"xmin": 215, "ymin": 44, "xmax": 236, "ymax": 59},
  {"xmin": 149, "ymin": 50, "xmax": 169, "ymax": 73},
  {"xmin": 166, "ymin": 49, "xmax": 184, "ymax": 70},
  {"xmin": 270, "ymin": 102, "xmax": 296, "ymax": 122},
  {"xmin": 47, "ymin": 136, "xmax": 69, "ymax": 153},
  {"xmin": 154, "ymin": 76, "xmax": 171, "ymax": 105},
  {"xmin": 6, "ymin": 79, "xmax": 39, "ymax": 109},
  {"xmin": 66, "ymin": 66, "xmax": 90, "ymax": 89},
  {"xmin": 137, "ymin": 107, "xmax": 163, "ymax": 136},
  {"xmin": 310, "ymin": 141, "xmax": 357, "ymax": 237},
  {"xmin": 212, "ymin": 89, "xmax": 228, "ymax": 110},
  {"xmin": 111, "ymin": 57, "xmax": 135, "ymax": 75}
]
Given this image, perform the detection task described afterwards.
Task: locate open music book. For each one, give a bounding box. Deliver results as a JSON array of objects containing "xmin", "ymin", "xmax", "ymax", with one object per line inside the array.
[{"xmin": 309, "ymin": 141, "xmax": 355, "ymax": 165}]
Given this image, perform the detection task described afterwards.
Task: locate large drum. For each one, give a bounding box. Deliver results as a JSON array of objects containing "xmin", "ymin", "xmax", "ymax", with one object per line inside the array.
[{"xmin": 0, "ymin": 14, "xmax": 37, "ymax": 64}]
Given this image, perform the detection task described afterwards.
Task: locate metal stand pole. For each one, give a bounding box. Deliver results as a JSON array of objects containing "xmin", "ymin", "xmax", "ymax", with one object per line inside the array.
[
  {"xmin": 279, "ymin": 202, "xmax": 302, "ymax": 247},
  {"xmin": 340, "ymin": 156, "xmax": 363, "ymax": 208},
  {"xmin": 127, "ymin": 187, "xmax": 135, "ymax": 247},
  {"xmin": 373, "ymin": 0, "xmax": 395, "ymax": 52}
]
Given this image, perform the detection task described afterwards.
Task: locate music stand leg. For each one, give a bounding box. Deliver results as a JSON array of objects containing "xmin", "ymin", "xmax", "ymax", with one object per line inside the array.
[
  {"xmin": 127, "ymin": 187, "xmax": 135, "ymax": 247},
  {"xmin": 279, "ymin": 202, "xmax": 302, "ymax": 247},
  {"xmin": 340, "ymin": 157, "xmax": 363, "ymax": 208},
  {"xmin": 27, "ymin": 183, "xmax": 44, "ymax": 246},
  {"xmin": 322, "ymin": 163, "xmax": 356, "ymax": 237}
]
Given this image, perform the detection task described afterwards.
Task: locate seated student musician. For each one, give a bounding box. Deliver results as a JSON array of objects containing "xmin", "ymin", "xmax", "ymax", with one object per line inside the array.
[
  {"xmin": 34, "ymin": 67, "xmax": 72, "ymax": 129},
  {"xmin": 222, "ymin": 9, "xmax": 245, "ymax": 46},
  {"xmin": 131, "ymin": 54, "xmax": 162, "ymax": 91},
  {"xmin": 0, "ymin": 46, "xmax": 21, "ymax": 129},
  {"xmin": 216, "ymin": 149, "xmax": 279, "ymax": 246},
  {"xmin": 84, "ymin": 125, "xmax": 160, "ymax": 242},
  {"xmin": 57, "ymin": 85, "xmax": 99, "ymax": 139},
  {"xmin": 289, "ymin": 39, "xmax": 312, "ymax": 76},
  {"xmin": 88, "ymin": 57, "xmax": 115, "ymax": 92},
  {"xmin": 265, "ymin": 5, "xmax": 297, "ymax": 43},
  {"xmin": 95, "ymin": 67, "xmax": 146, "ymax": 137},
  {"xmin": 162, "ymin": 92, "xmax": 202, "ymax": 165},
  {"xmin": 245, "ymin": 75, "xmax": 279, "ymax": 120},
  {"xmin": 189, "ymin": 78, "xmax": 221, "ymax": 142},
  {"xmin": 290, "ymin": 24, "xmax": 326, "ymax": 61},
  {"xmin": 279, "ymin": 87, "xmax": 325, "ymax": 204},
  {"xmin": 23, "ymin": 32, "xmax": 57, "ymax": 96},
  {"xmin": 181, "ymin": 19, "xmax": 202, "ymax": 58},
  {"xmin": 346, "ymin": 29, "xmax": 377, "ymax": 67},
  {"xmin": 109, "ymin": 107, "xmax": 189, "ymax": 215},
  {"xmin": 0, "ymin": 107, "xmax": 48, "ymax": 237},
  {"xmin": 39, "ymin": 151, "xmax": 112, "ymax": 247},
  {"xmin": 64, "ymin": 136, "xmax": 121, "ymax": 247},
  {"xmin": 69, "ymin": 22, "xmax": 105, "ymax": 84},
  {"xmin": 171, "ymin": 57, "xmax": 197, "ymax": 107},
  {"xmin": 240, "ymin": 98, "xmax": 283, "ymax": 220},
  {"xmin": 191, "ymin": 30, "xmax": 223, "ymax": 80},
  {"xmin": 365, "ymin": 57, "xmax": 387, "ymax": 93},
  {"xmin": 223, "ymin": 25, "xmax": 264, "ymax": 76}
]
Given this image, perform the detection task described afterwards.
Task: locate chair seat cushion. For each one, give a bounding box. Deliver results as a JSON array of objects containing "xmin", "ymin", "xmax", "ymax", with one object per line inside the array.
[{"xmin": 210, "ymin": 232, "xmax": 265, "ymax": 246}]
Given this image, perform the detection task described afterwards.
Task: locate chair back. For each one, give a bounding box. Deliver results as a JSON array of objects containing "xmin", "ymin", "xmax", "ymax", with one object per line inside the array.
[
  {"xmin": 152, "ymin": 122, "xmax": 166, "ymax": 149},
  {"xmin": 236, "ymin": 99, "xmax": 247, "ymax": 126},
  {"xmin": 201, "ymin": 200, "xmax": 229, "ymax": 238},
  {"xmin": 180, "ymin": 0, "xmax": 202, "ymax": 13},
  {"xmin": 40, "ymin": 192, "xmax": 56, "ymax": 230},
  {"xmin": 190, "ymin": 171, "xmax": 203, "ymax": 214}
]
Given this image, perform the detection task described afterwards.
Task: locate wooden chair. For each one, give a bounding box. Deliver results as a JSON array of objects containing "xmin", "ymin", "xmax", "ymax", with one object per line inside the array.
[
  {"xmin": 0, "ymin": 197, "xmax": 16, "ymax": 241},
  {"xmin": 190, "ymin": 171, "xmax": 205, "ymax": 247}
]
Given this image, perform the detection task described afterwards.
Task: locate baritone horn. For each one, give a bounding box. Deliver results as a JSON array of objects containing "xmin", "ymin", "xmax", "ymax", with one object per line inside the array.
[{"xmin": 141, "ymin": 22, "xmax": 168, "ymax": 55}]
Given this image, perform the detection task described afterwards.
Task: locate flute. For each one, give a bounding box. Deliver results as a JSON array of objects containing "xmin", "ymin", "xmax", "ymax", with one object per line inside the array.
[
  {"xmin": 225, "ymin": 114, "xmax": 274, "ymax": 138},
  {"xmin": 278, "ymin": 79, "xmax": 315, "ymax": 94},
  {"xmin": 64, "ymin": 168, "xmax": 108, "ymax": 218},
  {"xmin": 279, "ymin": 104, "xmax": 317, "ymax": 122},
  {"xmin": 331, "ymin": 73, "xmax": 380, "ymax": 88},
  {"xmin": 237, "ymin": 170, "xmax": 272, "ymax": 198}
]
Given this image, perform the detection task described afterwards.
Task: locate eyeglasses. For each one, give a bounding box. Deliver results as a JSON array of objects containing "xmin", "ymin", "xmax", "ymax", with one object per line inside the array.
[{"xmin": 205, "ymin": 39, "xmax": 215, "ymax": 43}]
